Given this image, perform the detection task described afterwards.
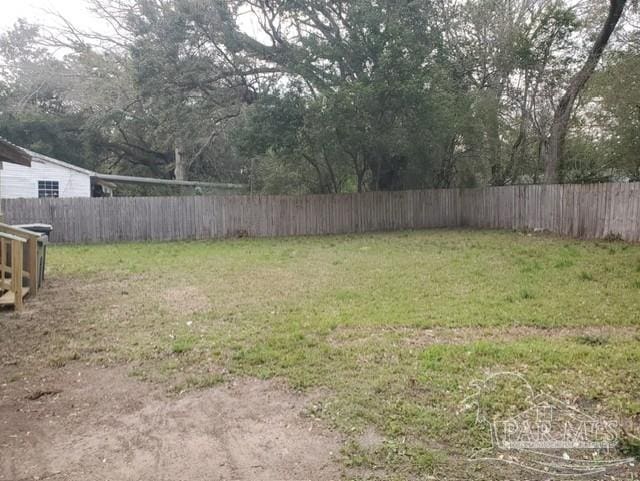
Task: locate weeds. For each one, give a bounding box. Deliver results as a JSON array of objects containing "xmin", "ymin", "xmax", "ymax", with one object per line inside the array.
[
  {"xmin": 519, "ymin": 288, "xmax": 534, "ymax": 299},
  {"xmin": 575, "ymin": 335, "xmax": 609, "ymax": 346},
  {"xmin": 171, "ymin": 336, "xmax": 196, "ymax": 354},
  {"xmin": 579, "ymin": 271, "xmax": 595, "ymax": 281}
]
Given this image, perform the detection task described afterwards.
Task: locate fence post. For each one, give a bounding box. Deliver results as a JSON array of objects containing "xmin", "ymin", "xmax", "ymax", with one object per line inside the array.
[{"xmin": 10, "ymin": 238, "xmax": 23, "ymax": 310}]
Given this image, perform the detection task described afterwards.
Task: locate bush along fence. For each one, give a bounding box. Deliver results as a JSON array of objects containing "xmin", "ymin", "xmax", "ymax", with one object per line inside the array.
[{"xmin": 1, "ymin": 183, "xmax": 639, "ymax": 244}]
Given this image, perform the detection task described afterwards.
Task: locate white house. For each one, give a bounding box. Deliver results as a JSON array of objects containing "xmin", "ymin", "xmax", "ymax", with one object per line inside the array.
[{"xmin": 1, "ymin": 148, "xmax": 99, "ymax": 198}]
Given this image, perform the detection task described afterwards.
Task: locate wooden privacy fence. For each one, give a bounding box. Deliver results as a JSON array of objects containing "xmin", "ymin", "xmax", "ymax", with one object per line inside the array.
[
  {"xmin": 1, "ymin": 183, "xmax": 639, "ymax": 244},
  {"xmin": 461, "ymin": 183, "xmax": 640, "ymax": 241}
]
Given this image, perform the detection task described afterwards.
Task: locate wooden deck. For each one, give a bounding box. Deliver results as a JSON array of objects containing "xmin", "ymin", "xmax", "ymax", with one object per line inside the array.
[
  {"xmin": 0, "ymin": 287, "xmax": 30, "ymax": 306},
  {"xmin": 0, "ymin": 223, "xmax": 43, "ymax": 310}
]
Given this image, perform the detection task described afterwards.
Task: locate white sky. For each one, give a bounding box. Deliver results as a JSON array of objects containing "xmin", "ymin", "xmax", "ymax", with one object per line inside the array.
[
  {"xmin": 0, "ymin": 0, "xmax": 103, "ymax": 33},
  {"xmin": 1, "ymin": 0, "xmax": 267, "ymax": 45}
]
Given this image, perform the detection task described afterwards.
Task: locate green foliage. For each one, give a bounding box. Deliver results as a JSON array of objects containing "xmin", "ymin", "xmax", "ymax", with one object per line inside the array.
[
  {"xmin": 0, "ymin": 112, "xmax": 101, "ymax": 170},
  {"xmin": 577, "ymin": 52, "xmax": 640, "ymax": 181},
  {"xmin": 0, "ymin": 0, "xmax": 636, "ymax": 190}
]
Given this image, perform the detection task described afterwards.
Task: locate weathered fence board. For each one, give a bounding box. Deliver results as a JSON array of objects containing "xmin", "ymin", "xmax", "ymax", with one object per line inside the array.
[{"xmin": 1, "ymin": 183, "xmax": 639, "ymax": 243}]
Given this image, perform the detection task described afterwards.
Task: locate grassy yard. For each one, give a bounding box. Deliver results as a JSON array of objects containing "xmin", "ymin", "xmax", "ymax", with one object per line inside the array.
[{"xmin": 7, "ymin": 229, "xmax": 640, "ymax": 479}]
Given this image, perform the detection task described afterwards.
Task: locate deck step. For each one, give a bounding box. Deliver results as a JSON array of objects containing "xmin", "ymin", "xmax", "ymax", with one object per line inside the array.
[{"xmin": 0, "ymin": 287, "xmax": 30, "ymax": 306}]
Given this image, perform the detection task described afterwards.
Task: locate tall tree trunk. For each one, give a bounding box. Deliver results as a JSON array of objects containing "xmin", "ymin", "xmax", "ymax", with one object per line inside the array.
[
  {"xmin": 174, "ymin": 141, "xmax": 187, "ymax": 181},
  {"xmin": 543, "ymin": 0, "xmax": 627, "ymax": 184},
  {"xmin": 437, "ymin": 136, "xmax": 458, "ymax": 188},
  {"xmin": 487, "ymin": 86, "xmax": 505, "ymax": 186},
  {"xmin": 509, "ymin": 70, "xmax": 530, "ymax": 183}
]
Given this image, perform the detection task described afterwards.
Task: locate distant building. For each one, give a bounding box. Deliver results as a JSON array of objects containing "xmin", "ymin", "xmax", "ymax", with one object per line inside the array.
[
  {"xmin": 0, "ymin": 138, "xmax": 114, "ymax": 198},
  {"xmin": 0, "ymin": 138, "xmax": 244, "ymax": 199}
]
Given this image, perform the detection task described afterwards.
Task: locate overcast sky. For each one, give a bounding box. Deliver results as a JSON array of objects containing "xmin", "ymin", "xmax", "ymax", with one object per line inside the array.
[
  {"xmin": 1, "ymin": 0, "xmax": 107, "ymax": 33},
  {"xmin": 1, "ymin": 0, "xmax": 266, "ymax": 45}
]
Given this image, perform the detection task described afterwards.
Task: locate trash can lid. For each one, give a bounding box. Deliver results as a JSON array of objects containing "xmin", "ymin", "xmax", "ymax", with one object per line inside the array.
[{"xmin": 13, "ymin": 223, "xmax": 54, "ymax": 234}]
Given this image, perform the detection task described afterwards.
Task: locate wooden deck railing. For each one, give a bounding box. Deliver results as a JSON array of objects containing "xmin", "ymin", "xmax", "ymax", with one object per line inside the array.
[
  {"xmin": 0, "ymin": 224, "xmax": 40, "ymax": 296},
  {"xmin": 0, "ymin": 224, "xmax": 42, "ymax": 310},
  {"xmin": 0, "ymin": 232, "xmax": 27, "ymax": 310}
]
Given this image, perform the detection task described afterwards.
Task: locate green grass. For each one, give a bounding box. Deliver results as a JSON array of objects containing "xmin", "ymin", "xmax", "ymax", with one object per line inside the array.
[
  {"xmin": 26, "ymin": 230, "xmax": 640, "ymax": 478},
  {"xmin": 171, "ymin": 335, "xmax": 197, "ymax": 354}
]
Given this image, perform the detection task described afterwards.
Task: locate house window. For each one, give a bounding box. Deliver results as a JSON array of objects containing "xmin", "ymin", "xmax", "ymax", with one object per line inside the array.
[{"xmin": 38, "ymin": 180, "xmax": 59, "ymax": 198}]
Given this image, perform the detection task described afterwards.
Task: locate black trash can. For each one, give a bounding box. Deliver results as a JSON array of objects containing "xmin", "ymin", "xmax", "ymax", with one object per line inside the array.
[{"xmin": 14, "ymin": 224, "xmax": 52, "ymax": 287}]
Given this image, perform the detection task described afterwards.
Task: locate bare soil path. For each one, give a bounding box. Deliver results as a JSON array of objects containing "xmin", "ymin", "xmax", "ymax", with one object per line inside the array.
[{"xmin": 0, "ymin": 366, "xmax": 342, "ymax": 481}]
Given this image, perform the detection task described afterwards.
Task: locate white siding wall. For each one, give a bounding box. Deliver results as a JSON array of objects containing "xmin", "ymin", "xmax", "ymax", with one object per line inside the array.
[{"xmin": 0, "ymin": 159, "xmax": 91, "ymax": 198}]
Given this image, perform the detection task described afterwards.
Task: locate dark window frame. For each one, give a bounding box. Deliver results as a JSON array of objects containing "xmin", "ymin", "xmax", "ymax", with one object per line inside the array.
[{"xmin": 38, "ymin": 180, "xmax": 60, "ymax": 198}]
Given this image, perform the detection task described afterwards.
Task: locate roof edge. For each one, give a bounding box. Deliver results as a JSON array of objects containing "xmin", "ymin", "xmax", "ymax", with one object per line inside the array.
[
  {"xmin": 0, "ymin": 138, "xmax": 32, "ymax": 167},
  {"xmin": 91, "ymin": 173, "xmax": 245, "ymax": 189}
]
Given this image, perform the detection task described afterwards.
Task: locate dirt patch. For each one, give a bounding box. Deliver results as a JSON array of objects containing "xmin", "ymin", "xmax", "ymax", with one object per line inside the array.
[
  {"xmin": 163, "ymin": 285, "xmax": 211, "ymax": 315},
  {"xmin": 328, "ymin": 325, "xmax": 640, "ymax": 349},
  {"xmin": 357, "ymin": 426, "xmax": 385, "ymax": 450},
  {"xmin": 405, "ymin": 325, "xmax": 640, "ymax": 348},
  {"xmin": 0, "ymin": 366, "xmax": 343, "ymax": 481}
]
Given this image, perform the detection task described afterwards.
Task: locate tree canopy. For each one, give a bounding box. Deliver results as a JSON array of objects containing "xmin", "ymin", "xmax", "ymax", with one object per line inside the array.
[{"xmin": 0, "ymin": 0, "xmax": 637, "ymax": 193}]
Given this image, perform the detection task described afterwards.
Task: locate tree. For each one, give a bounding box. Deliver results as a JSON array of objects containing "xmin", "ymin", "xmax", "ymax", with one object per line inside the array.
[
  {"xmin": 225, "ymin": 0, "xmax": 477, "ymax": 192},
  {"xmin": 436, "ymin": 0, "xmax": 580, "ymax": 185},
  {"xmin": 566, "ymin": 48, "xmax": 640, "ymax": 181},
  {"xmin": 542, "ymin": 0, "xmax": 628, "ymax": 183},
  {"xmin": 0, "ymin": 2, "xmax": 254, "ymax": 184},
  {"xmin": 1, "ymin": 0, "xmax": 638, "ymax": 192}
]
